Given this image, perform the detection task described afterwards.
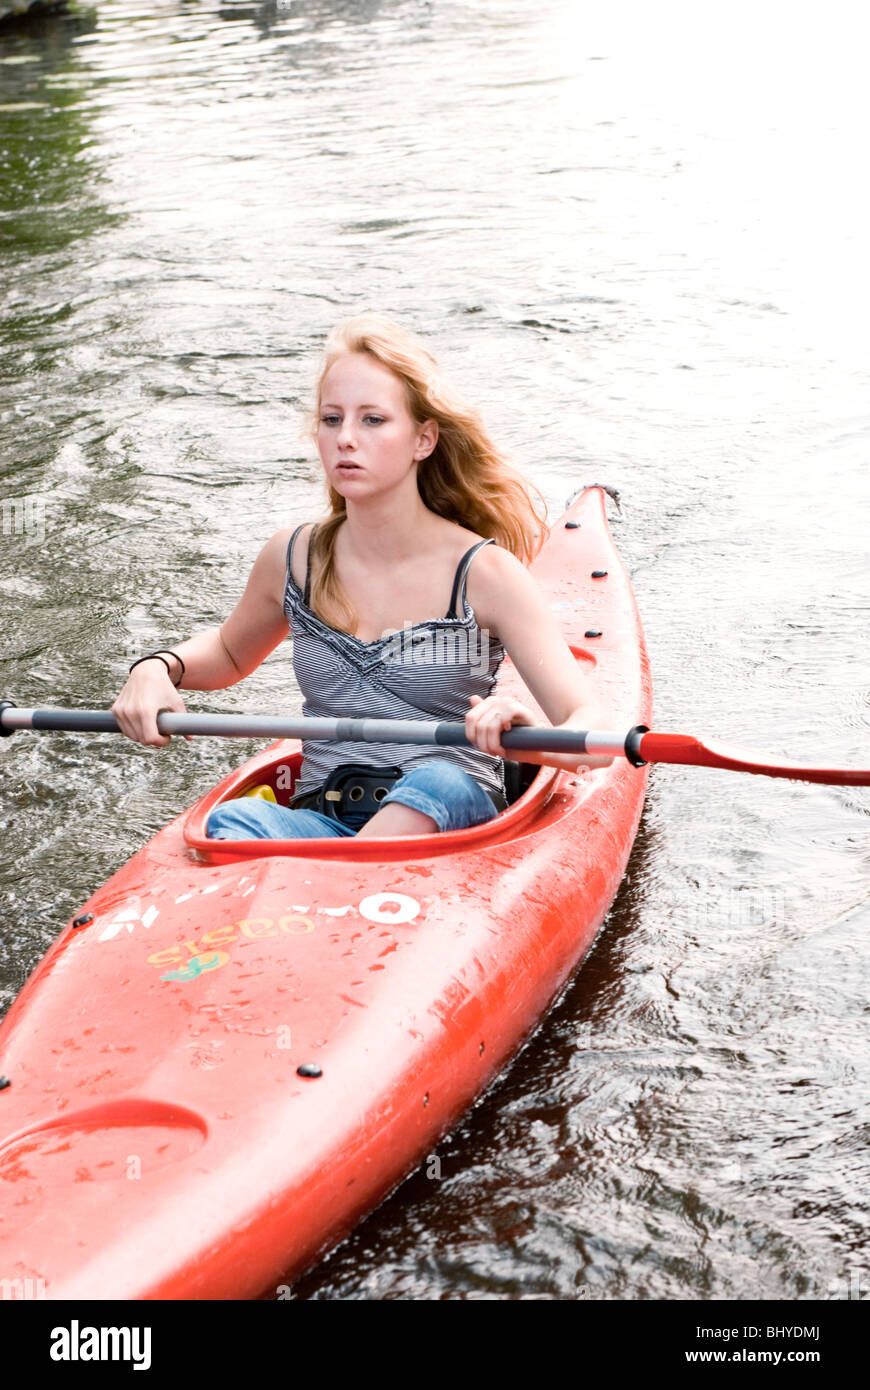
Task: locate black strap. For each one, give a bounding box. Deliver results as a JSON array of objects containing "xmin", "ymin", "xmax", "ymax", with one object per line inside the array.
[
  {"xmin": 445, "ymin": 539, "xmax": 494, "ymax": 619},
  {"xmin": 286, "ymin": 524, "xmax": 306, "ymax": 592},
  {"xmin": 303, "ymin": 523, "xmax": 319, "ymax": 608},
  {"xmin": 290, "ymin": 769, "xmax": 508, "ymax": 818}
]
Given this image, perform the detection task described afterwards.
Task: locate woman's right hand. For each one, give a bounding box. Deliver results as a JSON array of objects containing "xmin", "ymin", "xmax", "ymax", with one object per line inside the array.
[{"xmin": 111, "ymin": 660, "xmax": 190, "ymax": 747}]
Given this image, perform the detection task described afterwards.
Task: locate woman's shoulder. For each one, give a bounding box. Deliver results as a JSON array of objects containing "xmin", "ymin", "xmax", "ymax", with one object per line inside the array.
[
  {"xmin": 432, "ymin": 518, "xmax": 494, "ymax": 557},
  {"xmin": 235, "ymin": 524, "xmax": 315, "ymax": 611},
  {"xmin": 434, "ymin": 518, "xmax": 531, "ymax": 565},
  {"xmin": 464, "ymin": 537, "xmax": 527, "ymax": 596},
  {"xmin": 452, "ymin": 527, "xmax": 530, "ymax": 638},
  {"xmin": 265, "ymin": 521, "xmax": 316, "ymax": 595}
]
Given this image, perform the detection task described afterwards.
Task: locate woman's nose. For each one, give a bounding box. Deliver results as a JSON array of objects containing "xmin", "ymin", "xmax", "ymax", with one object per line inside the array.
[{"xmin": 338, "ymin": 419, "xmax": 357, "ymax": 448}]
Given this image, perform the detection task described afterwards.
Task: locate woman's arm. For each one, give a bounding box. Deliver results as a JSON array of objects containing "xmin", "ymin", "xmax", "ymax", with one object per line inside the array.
[
  {"xmin": 111, "ymin": 530, "xmax": 292, "ymax": 747},
  {"xmin": 464, "ymin": 545, "xmax": 613, "ymax": 772}
]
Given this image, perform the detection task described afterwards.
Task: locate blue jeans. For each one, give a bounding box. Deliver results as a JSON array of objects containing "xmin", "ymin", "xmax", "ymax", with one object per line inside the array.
[{"xmin": 205, "ymin": 759, "xmax": 502, "ymax": 840}]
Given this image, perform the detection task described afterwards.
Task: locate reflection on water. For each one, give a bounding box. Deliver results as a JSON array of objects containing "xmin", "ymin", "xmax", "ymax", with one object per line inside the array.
[{"xmin": 1, "ymin": 0, "xmax": 869, "ymax": 1300}]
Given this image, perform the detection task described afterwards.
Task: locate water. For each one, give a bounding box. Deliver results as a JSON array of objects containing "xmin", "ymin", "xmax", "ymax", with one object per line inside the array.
[{"xmin": 1, "ymin": 0, "xmax": 869, "ymax": 1300}]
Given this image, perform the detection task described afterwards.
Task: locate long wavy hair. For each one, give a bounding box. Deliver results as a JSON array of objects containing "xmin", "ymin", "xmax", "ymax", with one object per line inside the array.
[{"xmin": 306, "ymin": 314, "xmax": 548, "ymax": 632}]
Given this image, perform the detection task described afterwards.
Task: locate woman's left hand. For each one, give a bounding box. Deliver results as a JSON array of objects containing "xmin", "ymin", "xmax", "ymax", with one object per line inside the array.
[
  {"xmin": 466, "ymin": 693, "xmax": 615, "ymax": 771},
  {"xmin": 465, "ymin": 693, "xmax": 538, "ymax": 758}
]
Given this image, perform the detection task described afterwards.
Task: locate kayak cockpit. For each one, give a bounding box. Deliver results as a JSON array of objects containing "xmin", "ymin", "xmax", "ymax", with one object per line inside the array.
[{"xmin": 182, "ymin": 740, "xmax": 553, "ymax": 862}]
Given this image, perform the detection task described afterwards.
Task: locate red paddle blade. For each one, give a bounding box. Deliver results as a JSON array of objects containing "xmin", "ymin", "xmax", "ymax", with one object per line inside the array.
[{"xmin": 637, "ymin": 733, "xmax": 870, "ymax": 786}]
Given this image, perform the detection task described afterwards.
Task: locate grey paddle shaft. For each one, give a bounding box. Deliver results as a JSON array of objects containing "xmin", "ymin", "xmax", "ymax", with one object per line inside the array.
[{"xmin": 0, "ymin": 704, "xmax": 634, "ymax": 755}]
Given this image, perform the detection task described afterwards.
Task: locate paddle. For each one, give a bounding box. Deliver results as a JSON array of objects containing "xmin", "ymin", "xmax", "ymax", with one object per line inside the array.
[{"xmin": 2, "ymin": 702, "xmax": 868, "ymax": 786}]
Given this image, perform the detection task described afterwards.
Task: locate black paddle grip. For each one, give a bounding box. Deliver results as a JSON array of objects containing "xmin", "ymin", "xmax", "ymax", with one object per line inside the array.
[{"xmin": 624, "ymin": 725, "xmax": 649, "ymax": 767}]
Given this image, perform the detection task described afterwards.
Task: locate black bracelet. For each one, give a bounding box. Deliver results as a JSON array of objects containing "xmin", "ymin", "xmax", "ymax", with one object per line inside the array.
[
  {"xmin": 152, "ymin": 649, "xmax": 186, "ymax": 687},
  {"xmin": 128, "ymin": 651, "xmax": 185, "ymax": 688}
]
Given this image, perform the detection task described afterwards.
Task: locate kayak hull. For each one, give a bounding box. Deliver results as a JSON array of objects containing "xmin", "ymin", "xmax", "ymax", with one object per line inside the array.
[{"xmin": 0, "ymin": 485, "xmax": 651, "ymax": 1299}]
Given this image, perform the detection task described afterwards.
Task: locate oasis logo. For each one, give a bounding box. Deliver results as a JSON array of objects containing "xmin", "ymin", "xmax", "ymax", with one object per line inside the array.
[
  {"xmin": 49, "ymin": 1321, "xmax": 151, "ymax": 1370},
  {"xmin": 147, "ymin": 893, "xmax": 423, "ymax": 983}
]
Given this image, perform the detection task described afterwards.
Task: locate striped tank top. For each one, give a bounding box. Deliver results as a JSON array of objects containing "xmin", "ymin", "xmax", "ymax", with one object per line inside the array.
[{"xmin": 282, "ymin": 524, "xmax": 507, "ymax": 803}]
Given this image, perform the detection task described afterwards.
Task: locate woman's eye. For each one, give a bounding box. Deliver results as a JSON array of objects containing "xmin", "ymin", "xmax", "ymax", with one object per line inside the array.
[
  {"xmin": 363, "ymin": 415, "xmax": 385, "ymax": 426},
  {"xmin": 320, "ymin": 415, "xmax": 341, "ymax": 426}
]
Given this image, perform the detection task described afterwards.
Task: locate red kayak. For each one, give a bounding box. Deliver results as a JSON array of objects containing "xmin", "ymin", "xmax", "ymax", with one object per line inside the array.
[{"xmin": 0, "ymin": 484, "xmax": 651, "ymax": 1299}]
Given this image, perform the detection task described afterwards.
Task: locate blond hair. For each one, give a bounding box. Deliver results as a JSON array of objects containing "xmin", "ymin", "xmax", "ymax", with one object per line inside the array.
[{"xmin": 307, "ymin": 314, "xmax": 548, "ymax": 632}]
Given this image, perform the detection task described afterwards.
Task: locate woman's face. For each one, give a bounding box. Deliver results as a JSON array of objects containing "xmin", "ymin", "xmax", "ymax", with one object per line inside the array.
[{"xmin": 317, "ymin": 352, "xmax": 437, "ymax": 499}]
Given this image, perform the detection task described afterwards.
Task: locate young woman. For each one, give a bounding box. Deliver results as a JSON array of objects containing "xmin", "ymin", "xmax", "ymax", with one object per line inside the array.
[{"xmin": 111, "ymin": 315, "xmax": 612, "ymax": 839}]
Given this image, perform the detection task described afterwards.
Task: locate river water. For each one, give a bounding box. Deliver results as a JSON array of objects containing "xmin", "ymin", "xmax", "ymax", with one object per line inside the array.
[{"xmin": 1, "ymin": 0, "xmax": 868, "ymax": 1301}]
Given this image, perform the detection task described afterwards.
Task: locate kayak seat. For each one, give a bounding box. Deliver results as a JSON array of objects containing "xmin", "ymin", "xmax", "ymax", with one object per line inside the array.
[{"xmin": 225, "ymin": 752, "xmax": 537, "ymax": 815}]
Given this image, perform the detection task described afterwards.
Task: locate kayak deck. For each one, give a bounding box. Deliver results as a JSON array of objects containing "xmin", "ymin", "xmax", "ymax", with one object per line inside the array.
[{"xmin": 0, "ymin": 486, "xmax": 652, "ymax": 1299}]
